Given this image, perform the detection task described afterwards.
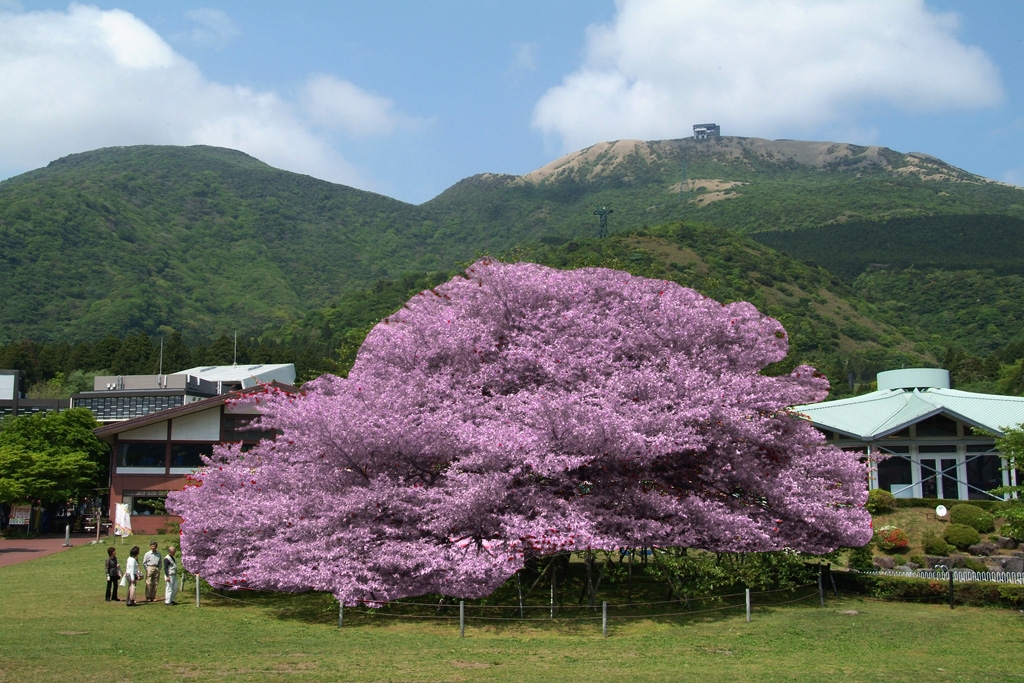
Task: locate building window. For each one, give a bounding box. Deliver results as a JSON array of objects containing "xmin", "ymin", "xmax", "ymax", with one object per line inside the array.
[
  {"xmin": 170, "ymin": 442, "xmax": 213, "ymax": 469},
  {"xmin": 122, "ymin": 490, "xmax": 169, "ymax": 516},
  {"xmin": 222, "ymin": 415, "xmax": 270, "ymax": 442},
  {"xmin": 878, "ymin": 456, "xmax": 912, "ymax": 496},
  {"xmin": 915, "ymin": 415, "xmax": 958, "ymax": 438},
  {"xmin": 117, "ymin": 442, "xmax": 166, "ymax": 469},
  {"xmin": 965, "ymin": 454, "xmax": 1003, "ymax": 500}
]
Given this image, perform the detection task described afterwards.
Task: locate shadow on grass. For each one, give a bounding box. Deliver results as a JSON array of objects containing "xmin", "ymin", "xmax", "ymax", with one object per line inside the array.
[{"xmin": 191, "ymin": 576, "xmax": 827, "ymax": 636}]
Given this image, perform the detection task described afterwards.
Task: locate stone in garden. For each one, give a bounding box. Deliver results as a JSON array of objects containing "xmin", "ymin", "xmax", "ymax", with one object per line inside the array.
[
  {"xmin": 873, "ymin": 555, "xmax": 895, "ymax": 570},
  {"xmin": 968, "ymin": 542, "xmax": 997, "ymax": 556},
  {"xmin": 996, "ymin": 537, "xmax": 1017, "ymax": 550},
  {"xmin": 992, "ymin": 556, "xmax": 1024, "ymax": 573},
  {"xmin": 923, "ymin": 555, "xmax": 947, "ymax": 569}
]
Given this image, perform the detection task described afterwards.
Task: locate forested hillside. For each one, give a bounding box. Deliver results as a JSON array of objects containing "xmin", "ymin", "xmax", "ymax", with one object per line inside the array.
[
  {"xmin": 3, "ymin": 138, "xmax": 1024, "ymax": 399},
  {"xmin": 751, "ymin": 215, "xmax": 1024, "ymax": 280},
  {"xmin": 2, "ymin": 139, "xmax": 1023, "ymax": 344},
  {"xmin": 0, "ymin": 146, "xmax": 432, "ymax": 341},
  {"xmin": 2, "ymin": 222, "xmax": 929, "ymax": 399}
]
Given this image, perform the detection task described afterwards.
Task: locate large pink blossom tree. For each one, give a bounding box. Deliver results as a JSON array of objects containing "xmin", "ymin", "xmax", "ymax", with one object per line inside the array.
[{"xmin": 168, "ymin": 259, "xmax": 871, "ymax": 605}]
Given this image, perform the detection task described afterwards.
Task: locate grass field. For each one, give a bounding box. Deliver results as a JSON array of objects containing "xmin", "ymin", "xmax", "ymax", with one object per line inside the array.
[{"xmin": 2, "ymin": 535, "xmax": 1023, "ymax": 683}]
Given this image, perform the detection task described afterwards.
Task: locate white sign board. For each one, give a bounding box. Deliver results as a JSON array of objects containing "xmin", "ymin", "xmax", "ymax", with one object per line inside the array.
[
  {"xmin": 10, "ymin": 505, "xmax": 31, "ymax": 526},
  {"xmin": 114, "ymin": 503, "xmax": 132, "ymax": 537}
]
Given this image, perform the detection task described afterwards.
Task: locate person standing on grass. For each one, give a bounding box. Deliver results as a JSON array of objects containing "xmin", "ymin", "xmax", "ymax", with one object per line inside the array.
[
  {"xmin": 105, "ymin": 547, "xmax": 122, "ymax": 602},
  {"xmin": 163, "ymin": 545, "xmax": 180, "ymax": 605},
  {"xmin": 142, "ymin": 541, "xmax": 161, "ymax": 602},
  {"xmin": 122, "ymin": 546, "xmax": 141, "ymax": 606}
]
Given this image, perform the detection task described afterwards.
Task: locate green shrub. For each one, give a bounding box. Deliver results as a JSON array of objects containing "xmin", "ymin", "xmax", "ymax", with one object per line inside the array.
[
  {"xmin": 922, "ymin": 531, "xmax": 952, "ymax": 555},
  {"xmin": 943, "ymin": 523, "xmax": 981, "ymax": 550},
  {"xmin": 949, "ymin": 504, "xmax": 995, "ymax": 533},
  {"xmin": 874, "ymin": 525, "xmax": 910, "ymax": 553},
  {"xmin": 846, "ymin": 543, "xmax": 875, "ymax": 571},
  {"xmin": 865, "ymin": 489, "xmax": 897, "ymax": 514},
  {"xmin": 908, "ymin": 554, "xmax": 926, "ymax": 567},
  {"xmin": 963, "ymin": 557, "xmax": 988, "ymax": 572},
  {"xmin": 999, "ymin": 505, "xmax": 1024, "ymax": 541},
  {"xmin": 894, "ymin": 498, "xmax": 1002, "ymax": 511}
]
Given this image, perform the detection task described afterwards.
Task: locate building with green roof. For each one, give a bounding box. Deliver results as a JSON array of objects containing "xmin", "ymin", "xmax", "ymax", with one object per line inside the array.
[{"xmin": 794, "ymin": 369, "xmax": 1022, "ymax": 501}]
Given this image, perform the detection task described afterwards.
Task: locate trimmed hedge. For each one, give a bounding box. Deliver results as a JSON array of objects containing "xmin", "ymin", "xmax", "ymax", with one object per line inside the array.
[
  {"xmin": 834, "ymin": 571, "xmax": 1024, "ymax": 608},
  {"xmin": 949, "ymin": 503, "xmax": 996, "ymax": 533},
  {"xmin": 922, "ymin": 531, "xmax": 953, "ymax": 556},
  {"xmin": 944, "ymin": 523, "xmax": 981, "ymax": 550},
  {"xmin": 894, "ymin": 498, "xmax": 1005, "ymax": 512},
  {"xmin": 865, "ymin": 489, "xmax": 897, "ymax": 514}
]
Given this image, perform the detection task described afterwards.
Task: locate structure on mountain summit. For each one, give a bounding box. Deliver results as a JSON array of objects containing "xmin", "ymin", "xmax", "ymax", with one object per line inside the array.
[{"xmin": 693, "ymin": 123, "xmax": 720, "ymax": 139}]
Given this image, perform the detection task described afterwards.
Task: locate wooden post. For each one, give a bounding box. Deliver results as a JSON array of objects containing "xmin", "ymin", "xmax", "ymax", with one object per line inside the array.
[
  {"xmin": 195, "ymin": 574, "xmax": 200, "ymax": 607},
  {"xmin": 745, "ymin": 588, "xmax": 751, "ymax": 623},
  {"xmin": 626, "ymin": 548, "xmax": 634, "ymax": 605},
  {"xmin": 63, "ymin": 524, "xmax": 71, "ymax": 547},
  {"xmin": 459, "ymin": 600, "xmax": 465, "ymax": 638},
  {"xmin": 602, "ymin": 601, "xmax": 608, "ymax": 637},
  {"xmin": 338, "ymin": 601, "xmax": 344, "ymax": 627},
  {"xmin": 517, "ymin": 571, "xmax": 524, "ymax": 619},
  {"xmin": 818, "ymin": 569, "xmax": 825, "ymax": 608}
]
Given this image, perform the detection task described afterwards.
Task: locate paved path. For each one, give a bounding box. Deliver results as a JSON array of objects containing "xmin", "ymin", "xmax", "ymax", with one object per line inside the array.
[{"xmin": 0, "ymin": 534, "xmax": 93, "ymax": 568}]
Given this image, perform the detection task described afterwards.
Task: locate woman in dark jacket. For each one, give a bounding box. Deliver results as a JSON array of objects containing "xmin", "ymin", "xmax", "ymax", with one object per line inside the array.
[{"xmin": 105, "ymin": 547, "xmax": 121, "ymax": 601}]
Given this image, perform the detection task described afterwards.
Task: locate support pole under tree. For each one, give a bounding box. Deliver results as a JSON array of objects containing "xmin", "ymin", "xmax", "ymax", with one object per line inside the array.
[
  {"xmin": 63, "ymin": 524, "xmax": 71, "ymax": 547},
  {"xmin": 602, "ymin": 601, "xmax": 608, "ymax": 638},
  {"xmin": 459, "ymin": 601, "xmax": 465, "ymax": 638},
  {"xmin": 517, "ymin": 571, "xmax": 524, "ymax": 619},
  {"xmin": 338, "ymin": 601, "xmax": 343, "ymax": 627},
  {"xmin": 746, "ymin": 588, "xmax": 751, "ymax": 623},
  {"xmin": 818, "ymin": 568, "xmax": 825, "ymax": 608},
  {"xmin": 936, "ymin": 564, "xmax": 954, "ymax": 610},
  {"xmin": 195, "ymin": 574, "xmax": 200, "ymax": 608}
]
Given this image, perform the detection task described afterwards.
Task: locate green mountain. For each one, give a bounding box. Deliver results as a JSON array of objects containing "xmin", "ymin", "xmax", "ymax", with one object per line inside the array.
[
  {"xmin": 2, "ymin": 137, "xmax": 1022, "ymax": 351},
  {"xmin": 0, "ymin": 146, "xmax": 430, "ymax": 342},
  {"xmin": 422, "ymin": 137, "xmax": 1024, "ymax": 237}
]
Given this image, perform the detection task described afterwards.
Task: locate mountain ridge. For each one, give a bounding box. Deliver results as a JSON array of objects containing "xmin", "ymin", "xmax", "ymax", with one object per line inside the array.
[{"xmin": 1, "ymin": 138, "xmax": 1022, "ymax": 347}]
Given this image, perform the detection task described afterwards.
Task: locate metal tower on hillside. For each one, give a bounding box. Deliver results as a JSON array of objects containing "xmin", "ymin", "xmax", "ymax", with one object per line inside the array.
[{"xmin": 594, "ymin": 206, "xmax": 613, "ymax": 238}]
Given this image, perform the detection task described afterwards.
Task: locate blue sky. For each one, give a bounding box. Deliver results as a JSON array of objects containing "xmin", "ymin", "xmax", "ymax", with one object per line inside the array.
[{"xmin": 0, "ymin": 1, "xmax": 1020, "ymax": 204}]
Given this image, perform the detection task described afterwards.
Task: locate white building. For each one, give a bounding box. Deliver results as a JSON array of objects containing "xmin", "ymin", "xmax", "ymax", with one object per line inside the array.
[{"xmin": 794, "ymin": 369, "xmax": 1022, "ymax": 501}]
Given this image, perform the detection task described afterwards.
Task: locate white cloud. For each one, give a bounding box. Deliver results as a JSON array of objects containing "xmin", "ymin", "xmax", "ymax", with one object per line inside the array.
[
  {"xmin": 533, "ymin": 0, "xmax": 1004, "ymax": 151},
  {"xmin": 184, "ymin": 8, "xmax": 240, "ymax": 50},
  {"xmin": 300, "ymin": 74, "xmax": 411, "ymax": 136},
  {"xmin": 0, "ymin": 4, "xmax": 413, "ymax": 189}
]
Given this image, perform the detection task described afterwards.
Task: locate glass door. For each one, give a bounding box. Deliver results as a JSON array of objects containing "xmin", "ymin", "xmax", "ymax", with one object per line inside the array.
[
  {"xmin": 919, "ymin": 459, "xmax": 937, "ymax": 498},
  {"xmin": 917, "ymin": 456, "xmax": 964, "ymax": 499}
]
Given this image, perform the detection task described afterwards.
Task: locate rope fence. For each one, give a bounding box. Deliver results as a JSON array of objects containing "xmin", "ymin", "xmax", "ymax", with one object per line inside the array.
[
  {"xmin": 185, "ymin": 575, "xmax": 826, "ymax": 637},
  {"xmin": 176, "ymin": 560, "xmax": 1024, "ymax": 638}
]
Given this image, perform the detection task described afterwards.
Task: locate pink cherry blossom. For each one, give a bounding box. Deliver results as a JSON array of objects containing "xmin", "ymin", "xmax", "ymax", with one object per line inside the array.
[{"xmin": 168, "ymin": 259, "xmax": 871, "ymax": 605}]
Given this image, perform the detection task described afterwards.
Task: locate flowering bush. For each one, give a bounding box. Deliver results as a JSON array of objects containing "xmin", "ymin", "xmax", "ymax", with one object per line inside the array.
[
  {"xmin": 168, "ymin": 259, "xmax": 872, "ymax": 605},
  {"xmin": 874, "ymin": 525, "xmax": 910, "ymax": 553}
]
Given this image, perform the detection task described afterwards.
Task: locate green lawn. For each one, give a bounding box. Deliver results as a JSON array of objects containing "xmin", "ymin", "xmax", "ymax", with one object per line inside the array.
[{"xmin": 1, "ymin": 536, "xmax": 1022, "ymax": 682}]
